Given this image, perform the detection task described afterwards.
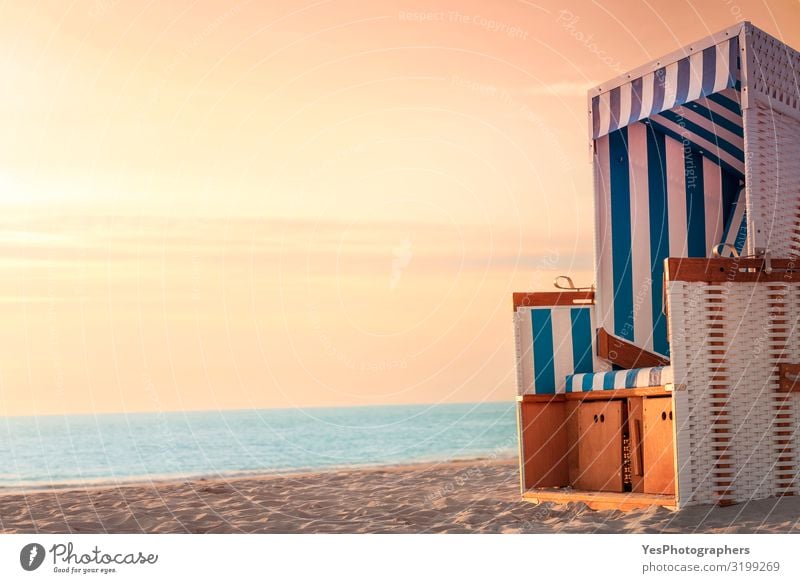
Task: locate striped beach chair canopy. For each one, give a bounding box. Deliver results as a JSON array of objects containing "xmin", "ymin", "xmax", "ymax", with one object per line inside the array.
[{"xmin": 590, "ymin": 26, "xmax": 749, "ymax": 358}]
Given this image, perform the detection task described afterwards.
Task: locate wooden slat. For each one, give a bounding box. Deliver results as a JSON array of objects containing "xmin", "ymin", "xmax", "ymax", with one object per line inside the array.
[
  {"xmin": 666, "ymin": 257, "xmax": 800, "ymax": 283},
  {"xmin": 627, "ymin": 397, "xmax": 644, "ymax": 493},
  {"xmin": 565, "ymin": 387, "xmax": 670, "ymax": 400},
  {"xmin": 512, "ymin": 290, "xmax": 594, "ymax": 311},
  {"xmin": 596, "ymin": 328, "xmax": 670, "ymax": 368},
  {"xmin": 518, "ymin": 394, "xmax": 566, "ymax": 403},
  {"xmin": 522, "ymin": 488, "xmax": 676, "ymax": 511},
  {"xmin": 519, "ymin": 401, "xmax": 569, "ymax": 489},
  {"xmin": 642, "ymin": 397, "xmax": 676, "ymax": 496},
  {"xmin": 575, "ymin": 400, "xmax": 624, "ymax": 492},
  {"xmin": 778, "ymin": 363, "xmax": 800, "ymax": 393}
]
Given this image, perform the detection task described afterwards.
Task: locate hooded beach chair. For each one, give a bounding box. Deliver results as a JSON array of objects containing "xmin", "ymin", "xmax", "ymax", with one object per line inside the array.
[{"xmin": 514, "ymin": 22, "xmax": 800, "ymax": 510}]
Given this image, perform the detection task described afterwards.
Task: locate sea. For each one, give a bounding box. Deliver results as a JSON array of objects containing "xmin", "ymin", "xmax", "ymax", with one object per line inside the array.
[{"xmin": 0, "ymin": 402, "xmax": 516, "ymax": 490}]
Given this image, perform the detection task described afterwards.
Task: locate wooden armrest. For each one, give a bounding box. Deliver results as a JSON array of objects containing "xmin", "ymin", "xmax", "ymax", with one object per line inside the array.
[
  {"xmin": 512, "ymin": 291, "xmax": 594, "ymax": 312},
  {"xmin": 666, "ymin": 257, "xmax": 800, "ymax": 283},
  {"xmin": 596, "ymin": 328, "xmax": 669, "ymax": 369}
]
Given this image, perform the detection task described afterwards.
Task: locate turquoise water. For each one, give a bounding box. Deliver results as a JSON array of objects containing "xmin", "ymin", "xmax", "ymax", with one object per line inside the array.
[{"xmin": 0, "ymin": 402, "xmax": 516, "ymax": 489}]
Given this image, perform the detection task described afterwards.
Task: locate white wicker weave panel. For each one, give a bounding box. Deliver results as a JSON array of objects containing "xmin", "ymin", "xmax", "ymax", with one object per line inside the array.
[
  {"xmin": 667, "ymin": 279, "xmax": 800, "ymax": 506},
  {"xmin": 766, "ymin": 282, "xmax": 797, "ymax": 496},
  {"xmin": 513, "ymin": 311, "xmax": 526, "ymax": 397},
  {"xmin": 788, "ymin": 287, "xmax": 800, "ymax": 490},
  {"xmin": 668, "ymin": 281, "xmax": 718, "ymax": 505},
  {"xmin": 725, "ymin": 284, "xmax": 774, "ymax": 502},
  {"xmin": 747, "ymin": 25, "xmax": 800, "ymax": 118},
  {"xmin": 742, "ymin": 103, "xmax": 800, "ymax": 256}
]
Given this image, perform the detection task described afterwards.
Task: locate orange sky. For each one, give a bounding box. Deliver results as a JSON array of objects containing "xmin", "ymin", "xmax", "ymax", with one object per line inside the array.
[{"xmin": 1, "ymin": 0, "xmax": 798, "ymax": 416}]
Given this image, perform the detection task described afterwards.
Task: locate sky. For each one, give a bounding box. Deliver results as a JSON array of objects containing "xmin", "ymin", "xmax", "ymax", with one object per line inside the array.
[{"xmin": 0, "ymin": 0, "xmax": 798, "ymax": 416}]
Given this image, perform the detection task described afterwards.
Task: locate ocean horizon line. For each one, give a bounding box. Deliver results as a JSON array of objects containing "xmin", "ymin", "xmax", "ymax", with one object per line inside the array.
[{"xmin": 0, "ymin": 399, "xmax": 514, "ymax": 421}]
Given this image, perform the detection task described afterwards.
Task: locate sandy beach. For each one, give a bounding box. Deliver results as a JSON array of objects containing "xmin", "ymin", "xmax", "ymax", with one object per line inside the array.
[{"xmin": 1, "ymin": 458, "xmax": 798, "ymax": 534}]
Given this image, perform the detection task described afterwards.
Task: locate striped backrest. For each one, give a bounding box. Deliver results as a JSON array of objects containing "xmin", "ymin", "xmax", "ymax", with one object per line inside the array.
[
  {"xmin": 591, "ymin": 29, "xmax": 754, "ymax": 358},
  {"xmin": 594, "ymin": 98, "xmax": 745, "ymax": 358},
  {"xmin": 514, "ymin": 305, "xmax": 611, "ymax": 395}
]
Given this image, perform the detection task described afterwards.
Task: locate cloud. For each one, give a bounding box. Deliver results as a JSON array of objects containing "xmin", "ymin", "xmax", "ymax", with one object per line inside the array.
[{"xmin": 521, "ymin": 81, "xmax": 597, "ymax": 97}]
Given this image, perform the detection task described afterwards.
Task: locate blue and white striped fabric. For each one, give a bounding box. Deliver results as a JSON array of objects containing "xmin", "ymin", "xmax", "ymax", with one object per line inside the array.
[
  {"xmin": 717, "ymin": 186, "xmax": 748, "ymax": 256},
  {"xmin": 591, "ymin": 36, "xmax": 739, "ymax": 139},
  {"xmin": 515, "ymin": 305, "xmax": 611, "ymax": 395},
  {"xmin": 566, "ymin": 366, "xmax": 674, "ymax": 392},
  {"xmin": 594, "ymin": 121, "xmax": 744, "ymax": 358},
  {"xmin": 649, "ymin": 89, "xmax": 744, "ymax": 176}
]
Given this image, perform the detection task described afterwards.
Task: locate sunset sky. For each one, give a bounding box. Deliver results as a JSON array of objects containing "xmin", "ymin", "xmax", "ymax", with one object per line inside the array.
[{"xmin": 1, "ymin": 0, "xmax": 798, "ymax": 416}]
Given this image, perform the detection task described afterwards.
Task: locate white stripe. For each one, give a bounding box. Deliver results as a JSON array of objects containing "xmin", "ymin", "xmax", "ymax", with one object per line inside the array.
[
  {"xmin": 663, "ymin": 61, "xmax": 679, "ymax": 111},
  {"xmin": 550, "ymin": 308, "xmax": 573, "ymax": 395},
  {"xmin": 592, "ymin": 371, "xmax": 605, "ymax": 391},
  {"xmin": 666, "ymin": 137, "xmax": 689, "ymax": 257},
  {"xmin": 650, "ymin": 113, "xmax": 745, "ymax": 174},
  {"xmin": 704, "ymin": 93, "xmax": 742, "ymax": 127},
  {"xmin": 627, "ymin": 123, "xmax": 654, "ymax": 352},
  {"xmin": 589, "ymin": 308, "xmax": 611, "ymax": 373},
  {"xmin": 679, "ymin": 107, "xmax": 744, "ymax": 155},
  {"xmin": 598, "ymin": 91, "xmax": 611, "ymax": 137},
  {"xmin": 517, "ymin": 309, "xmax": 534, "ymax": 394},
  {"xmin": 640, "ymin": 72, "xmax": 655, "ymax": 120},
  {"xmin": 702, "ymin": 157, "xmax": 724, "ymax": 254},
  {"xmin": 687, "ymin": 51, "xmax": 704, "ymax": 102},
  {"xmin": 636, "ymin": 367, "xmax": 652, "ymax": 387},
  {"xmin": 714, "ymin": 41, "xmax": 731, "ymax": 93},
  {"xmin": 619, "ymin": 82, "xmax": 632, "ymax": 129},
  {"xmin": 723, "ymin": 193, "xmax": 747, "ymax": 247},
  {"xmin": 594, "ymin": 136, "xmax": 615, "ymax": 341}
]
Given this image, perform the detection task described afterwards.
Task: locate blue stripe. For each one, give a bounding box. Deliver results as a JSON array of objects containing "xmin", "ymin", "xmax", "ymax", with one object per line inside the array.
[
  {"xmin": 610, "ymin": 86, "xmax": 621, "ymax": 132},
  {"xmin": 651, "ymin": 67, "xmax": 666, "ymax": 115},
  {"xmin": 630, "ymin": 77, "xmax": 643, "ymax": 124},
  {"xmin": 729, "ymin": 36, "xmax": 739, "ymax": 87},
  {"xmin": 581, "ymin": 373, "xmax": 594, "ymax": 391},
  {"xmin": 687, "ymin": 100, "xmax": 743, "ymax": 137},
  {"xmin": 675, "ymin": 57, "xmax": 691, "ymax": 106},
  {"xmin": 647, "ymin": 126, "xmax": 670, "ymax": 357},
  {"xmin": 648, "ymin": 118, "xmax": 744, "ymax": 178},
  {"xmin": 734, "ymin": 208, "xmax": 748, "ymax": 254},
  {"xmin": 658, "ymin": 110, "xmax": 744, "ymax": 162},
  {"xmin": 531, "ymin": 310, "xmax": 556, "ymax": 394},
  {"xmin": 608, "ymin": 128, "xmax": 634, "ymax": 341},
  {"xmin": 719, "ymin": 185, "xmax": 746, "ymax": 254},
  {"xmin": 570, "ymin": 308, "xmax": 594, "ymax": 375},
  {"xmin": 722, "ymin": 181, "xmax": 746, "ymax": 253},
  {"xmin": 685, "ymin": 147, "xmax": 707, "ymax": 257},
  {"xmin": 701, "ymin": 46, "xmax": 717, "ymax": 97},
  {"xmin": 625, "ymin": 368, "xmax": 639, "ymax": 388},
  {"xmin": 721, "ymin": 173, "xmax": 741, "ymax": 227},
  {"xmin": 707, "ymin": 91, "xmax": 741, "ymax": 115},
  {"xmin": 603, "ymin": 371, "xmax": 617, "ymax": 390}
]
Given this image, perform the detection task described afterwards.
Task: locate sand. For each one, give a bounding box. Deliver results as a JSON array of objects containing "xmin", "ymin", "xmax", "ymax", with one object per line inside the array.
[{"xmin": 1, "ymin": 458, "xmax": 798, "ymax": 533}]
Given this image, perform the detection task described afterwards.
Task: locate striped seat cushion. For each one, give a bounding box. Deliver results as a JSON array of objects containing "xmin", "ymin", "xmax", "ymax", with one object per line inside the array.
[
  {"xmin": 566, "ymin": 366, "xmax": 674, "ymax": 392},
  {"xmin": 515, "ymin": 305, "xmax": 610, "ymax": 395}
]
